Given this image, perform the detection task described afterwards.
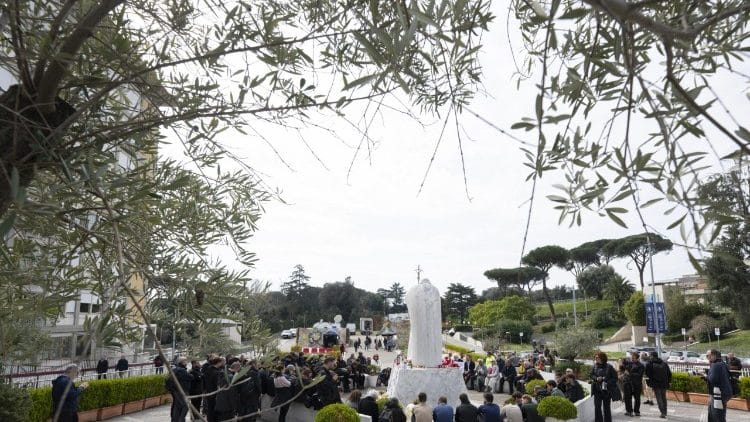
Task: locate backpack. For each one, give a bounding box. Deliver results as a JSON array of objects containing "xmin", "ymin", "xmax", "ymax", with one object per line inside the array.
[
  {"xmin": 379, "ymin": 409, "xmax": 393, "ymax": 422},
  {"xmin": 649, "ymin": 361, "xmax": 667, "ymax": 384}
]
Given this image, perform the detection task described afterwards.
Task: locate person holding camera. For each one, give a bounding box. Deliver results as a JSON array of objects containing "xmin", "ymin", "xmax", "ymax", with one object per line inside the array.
[
  {"xmin": 706, "ymin": 349, "xmax": 733, "ymax": 422},
  {"xmin": 589, "ymin": 351, "xmax": 618, "ymax": 422},
  {"xmin": 52, "ymin": 364, "xmax": 89, "ymax": 422}
]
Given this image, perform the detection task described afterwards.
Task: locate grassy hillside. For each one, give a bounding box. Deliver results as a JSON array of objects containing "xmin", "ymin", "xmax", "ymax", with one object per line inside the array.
[
  {"xmin": 686, "ymin": 330, "xmax": 750, "ymax": 355},
  {"xmin": 535, "ymin": 298, "xmax": 612, "ymax": 318}
]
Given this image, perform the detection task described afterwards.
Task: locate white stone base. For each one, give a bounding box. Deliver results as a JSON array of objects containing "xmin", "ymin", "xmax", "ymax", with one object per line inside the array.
[{"xmin": 386, "ymin": 366, "xmax": 468, "ymax": 408}]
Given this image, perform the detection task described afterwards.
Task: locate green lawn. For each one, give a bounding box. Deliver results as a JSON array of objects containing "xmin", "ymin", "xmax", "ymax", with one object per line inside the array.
[
  {"xmin": 686, "ymin": 330, "xmax": 750, "ymax": 355},
  {"xmin": 535, "ymin": 299, "xmax": 612, "ymax": 318}
]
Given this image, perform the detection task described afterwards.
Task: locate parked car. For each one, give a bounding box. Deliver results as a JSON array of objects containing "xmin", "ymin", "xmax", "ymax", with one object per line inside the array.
[
  {"xmin": 280, "ymin": 330, "xmax": 294, "ymax": 339},
  {"xmin": 667, "ymin": 350, "xmax": 702, "ymax": 363},
  {"xmin": 287, "ymin": 328, "xmax": 296, "ymax": 337}
]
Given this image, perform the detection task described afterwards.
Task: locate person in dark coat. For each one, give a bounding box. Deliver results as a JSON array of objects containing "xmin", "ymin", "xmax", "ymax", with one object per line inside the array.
[
  {"xmin": 316, "ymin": 357, "xmax": 342, "ymax": 407},
  {"xmin": 564, "ymin": 373, "xmax": 585, "ymax": 403},
  {"xmin": 189, "ymin": 360, "xmax": 203, "ymax": 420},
  {"xmin": 52, "ymin": 364, "xmax": 88, "ymax": 422},
  {"xmin": 96, "ymin": 356, "xmax": 109, "ymax": 379},
  {"xmin": 455, "ymin": 393, "xmax": 478, "ymax": 422},
  {"xmin": 115, "ymin": 355, "xmax": 129, "ymax": 378},
  {"xmin": 154, "ymin": 354, "xmax": 165, "ymax": 374},
  {"xmin": 477, "ymin": 392, "xmax": 501, "ymax": 422},
  {"xmin": 215, "ymin": 361, "xmax": 241, "ymax": 421},
  {"xmin": 501, "ymin": 357, "xmax": 517, "ymax": 394},
  {"xmin": 707, "ymin": 349, "xmax": 734, "ymax": 422},
  {"xmin": 380, "ymin": 397, "xmax": 407, "ymax": 422},
  {"xmin": 357, "ymin": 390, "xmax": 380, "ymax": 421},
  {"xmin": 167, "ymin": 357, "xmax": 197, "ymax": 422},
  {"xmin": 645, "ymin": 351, "xmax": 671, "ymax": 419},
  {"xmin": 589, "ymin": 351, "xmax": 618, "ymax": 422},
  {"xmin": 238, "ymin": 360, "xmax": 262, "ymax": 420},
  {"xmin": 622, "ymin": 352, "xmax": 645, "ymax": 416},
  {"xmin": 202, "ymin": 356, "xmax": 225, "ymax": 422}
]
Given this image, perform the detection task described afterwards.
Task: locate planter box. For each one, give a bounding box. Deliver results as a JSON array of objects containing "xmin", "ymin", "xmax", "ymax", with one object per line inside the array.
[
  {"xmin": 727, "ymin": 397, "xmax": 750, "ymax": 411},
  {"xmin": 144, "ymin": 396, "xmax": 162, "ymax": 409},
  {"xmin": 366, "ymin": 375, "xmax": 378, "ymax": 388},
  {"xmin": 97, "ymin": 404, "xmax": 123, "ymax": 420},
  {"xmin": 78, "ymin": 409, "xmax": 99, "ymax": 422},
  {"xmin": 666, "ymin": 390, "xmax": 690, "ymax": 402},
  {"xmin": 161, "ymin": 394, "xmax": 173, "ymax": 405},
  {"xmin": 687, "ymin": 392, "xmax": 710, "ymax": 405},
  {"xmin": 122, "ymin": 400, "xmax": 145, "ymax": 414}
]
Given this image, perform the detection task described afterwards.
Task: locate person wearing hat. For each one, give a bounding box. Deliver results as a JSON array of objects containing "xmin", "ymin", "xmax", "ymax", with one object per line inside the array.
[{"xmin": 166, "ymin": 356, "xmax": 197, "ymax": 422}]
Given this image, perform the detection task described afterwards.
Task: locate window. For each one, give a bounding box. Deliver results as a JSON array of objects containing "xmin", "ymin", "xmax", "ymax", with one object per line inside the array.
[
  {"xmin": 79, "ymin": 303, "xmax": 90, "ymax": 313},
  {"xmin": 91, "ymin": 303, "xmax": 101, "ymax": 313}
]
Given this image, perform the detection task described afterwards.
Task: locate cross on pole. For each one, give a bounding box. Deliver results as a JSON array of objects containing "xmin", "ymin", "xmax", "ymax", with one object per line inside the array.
[{"xmin": 415, "ymin": 265, "xmax": 423, "ymax": 283}]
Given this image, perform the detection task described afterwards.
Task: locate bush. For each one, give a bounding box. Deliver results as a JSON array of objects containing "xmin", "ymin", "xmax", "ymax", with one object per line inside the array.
[
  {"xmin": 495, "ymin": 319, "xmax": 534, "ymax": 343},
  {"xmin": 537, "ymin": 396, "xmax": 577, "ymax": 420},
  {"xmin": 553, "ymin": 327, "xmax": 599, "ymax": 361},
  {"xmin": 27, "ymin": 386, "xmax": 52, "ymax": 422},
  {"xmin": 553, "ymin": 361, "xmax": 592, "ymax": 381},
  {"xmin": 525, "ymin": 379, "xmax": 547, "ymax": 395},
  {"xmin": 589, "ymin": 309, "xmax": 614, "ymax": 329},
  {"xmin": 540, "ymin": 324, "xmax": 555, "ymax": 333},
  {"xmin": 556, "ymin": 318, "xmax": 570, "ymax": 330},
  {"xmin": 28, "ymin": 374, "xmax": 168, "ymax": 420},
  {"xmin": 669, "ymin": 372, "xmax": 690, "ymax": 392},
  {"xmin": 685, "ymin": 374, "xmax": 708, "ymax": 393},
  {"xmin": 624, "ymin": 292, "xmax": 646, "ymax": 326},
  {"xmin": 290, "ymin": 344, "xmax": 302, "ymax": 353},
  {"xmin": 0, "ymin": 384, "xmax": 31, "ymax": 422},
  {"xmin": 314, "ymin": 403, "xmax": 360, "ymax": 422},
  {"xmin": 740, "ymin": 377, "xmax": 750, "ymax": 399}
]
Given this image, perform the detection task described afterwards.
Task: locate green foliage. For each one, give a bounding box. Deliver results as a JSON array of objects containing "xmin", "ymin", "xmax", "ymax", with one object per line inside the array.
[
  {"xmin": 669, "ymin": 372, "xmax": 691, "ymax": 393},
  {"xmin": 443, "ymin": 283, "xmax": 478, "ymax": 324},
  {"xmin": 494, "ymin": 319, "xmax": 534, "ymax": 343},
  {"xmin": 537, "ymin": 396, "xmax": 577, "ymax": 420},
  {"xmin": 535, "ymin": 299, "xmax": 611, "ymax": 317},
  {"xmin": 314, "ymin": 403, "xmax": 360, "ymax": 422},
  {"xmin": 589, "ymin": 309, "xmax": 615, "ymax": 329},
  {"xmin": 29, "ymin": 375, "xmax": 167, "ymax": 419},
  {"xmin": 576, "ymin": 265, "xmax": 617, "ymax": 300},
  {"xmin": 0, "ymin": 384, "xmax": 31, "ymax": 422},
  {"xmin": 553, "ymin": 327, "xmax": 599, "ymax": 361},
  {"xmin": 685, "ymin": 375, "xmax": 708, "ymax": 394},
  {"xmin": 689, "ymin": 314, "xmax": 721, "ymax": 343},
  {"xmin": 664, "ymin": 286, "xmax": 709, "ymax": 334},
  {"xmin": 556, "ymin": 317, "xmax": 570, "ymax": 330},
  {"xmin": 483, "ymin": 267, "xmax": 547, "ymax": 294},
  {"xmin": 553, "ymin": 361, "xmax": 592, "ymax": 381},
  {"xmin": 624, "ymin": 292, "xmax": 646, "ymax": 326},
  {"xmin": 525, "ymin": 379, "xmax": 547, "ymax": 395},
  {"xmin": 469, "ymin": 295, "xmax": 536, "ymax": 327},
  {"xmin": 540, "ymin": 324, "xmax": 555, "ymax": 333},
  {"xmin": 740, "ymin": 377, "xmax": 750, "ymax": 399}
]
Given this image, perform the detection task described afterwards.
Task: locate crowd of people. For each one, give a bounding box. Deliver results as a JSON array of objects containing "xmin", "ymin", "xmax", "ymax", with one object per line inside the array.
[{"xmin": 50, "ymin": 343, "xmax": 742, "ymax": 422}]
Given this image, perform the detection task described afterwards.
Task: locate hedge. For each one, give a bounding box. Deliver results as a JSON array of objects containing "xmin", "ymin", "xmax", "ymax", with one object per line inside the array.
[
  {"xmin": 443, "ymin": 343, "xmax": 485, "ymax": 361},
  {"xmin": 740, "ymin": 377, "xmax": 750, "ymax": 399},
  {"xmin": 0, "ymin": 383, "xmax": 32, "ymax": 422},
  {"xmin": 314, "ymin": 403, "xmax": 359, "ymax": 422},
  {"xmin": 525, "ymin": 379, "xmax": 547, "ymax": 395},
  {"xmin": 553, "ymin": 361, "xmax": 592, "ymax": 381},
  {"xmin": 27, "ymin": 374, "xmax": 168, "ymax": 422},
  {"xmin": 537, "ymin": 396, "xmax": 577, "ymax": 420},
  {"xmin": 669, "ymin": 372, "xmax": 691, "ymax": 392}
]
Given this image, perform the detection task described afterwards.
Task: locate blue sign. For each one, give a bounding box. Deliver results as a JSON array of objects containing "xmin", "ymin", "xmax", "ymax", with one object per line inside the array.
[{"xmin": 645, "ymin": 302, "xmax": 667, "ymax": 334}]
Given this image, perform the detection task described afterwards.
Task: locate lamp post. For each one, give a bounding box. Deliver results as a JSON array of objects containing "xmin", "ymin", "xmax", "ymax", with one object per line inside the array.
[
  {"xmin": 682, "ymin": 328, "xmax": 687, "ymax": 351},
  {"xmin": 520, "ymin": 332, "xmax": 524, "ymax": 344},
  {"xmin": 571, "ymin": 287, "xmax": 578, "ymax": 327}
]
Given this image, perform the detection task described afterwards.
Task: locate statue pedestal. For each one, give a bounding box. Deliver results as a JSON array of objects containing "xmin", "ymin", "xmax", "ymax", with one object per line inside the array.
[{"xmin": 386, "ymin": 366, "xmax": 468, "ymax": 408}]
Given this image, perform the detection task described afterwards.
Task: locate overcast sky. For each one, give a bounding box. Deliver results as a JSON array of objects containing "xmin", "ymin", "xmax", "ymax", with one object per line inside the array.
[{"xmin": 203, "ymin": 3, "xmax": 744, "ymax": 296}]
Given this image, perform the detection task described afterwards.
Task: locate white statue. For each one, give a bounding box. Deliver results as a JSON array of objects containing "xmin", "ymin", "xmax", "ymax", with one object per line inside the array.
[{"xmin": 405, "ymin": 279, "xmax": 442, "ymax": 367}]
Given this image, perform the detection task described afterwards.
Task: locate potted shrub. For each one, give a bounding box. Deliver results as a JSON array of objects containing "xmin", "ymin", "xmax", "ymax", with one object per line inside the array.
[
  {"xmin": 537, "ymin": 396, "xmax": 577, "ymax": 421},
  {"xmin": 121, "ymin": 377, "xmax": 146, "ymax": 414},
  {"xmin": 28, "ymin": 386, "xmax": 53, "ymax": 422},
  {"xmin": 314, "ymin": 403, "xmax": 360, "ymax": 422},
  {"xmin": 525, "ymin": 379, "xmax": 547, "ymax": 395},
  {"xmin": 685, "ymin": 374, "xmax": 709, "ymax": 405},
  {"xmin": 727, "ymin": 377, "xmax": 750, "ymax": 411},
  {"xmin": 667, "ymin": 372, "xmax": 690, "ymax": 402}
]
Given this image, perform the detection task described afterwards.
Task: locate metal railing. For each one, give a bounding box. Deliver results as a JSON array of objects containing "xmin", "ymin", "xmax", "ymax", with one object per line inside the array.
[
  {"xmin": 668, "ymin": 362, "xmax": 750, "ymax": 378},
  {"xmin": 3, "ymin": 363, "xmax": 163, "ymax": 389}
]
